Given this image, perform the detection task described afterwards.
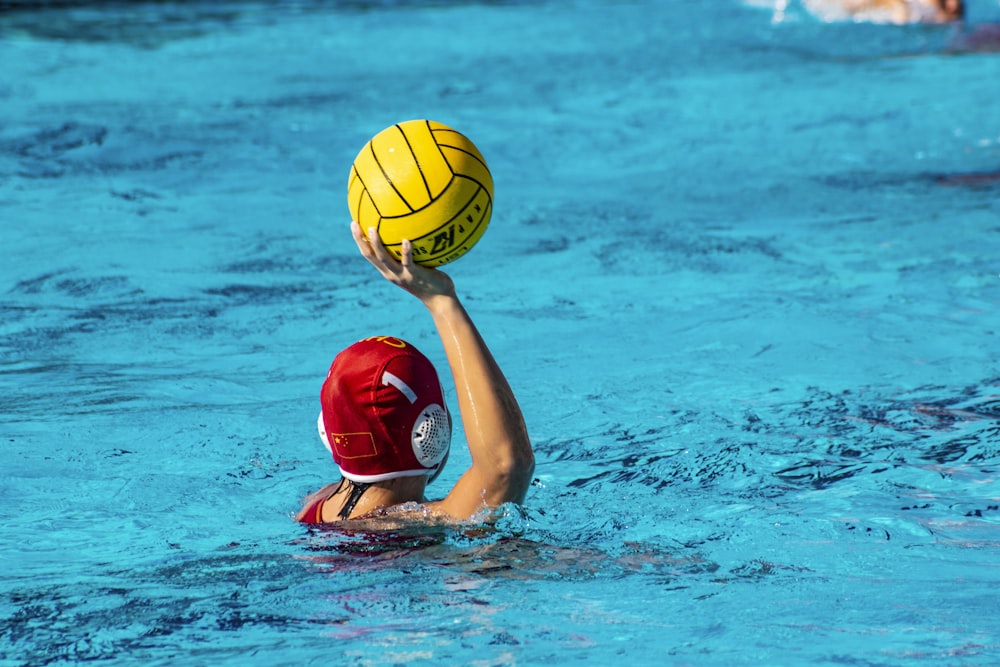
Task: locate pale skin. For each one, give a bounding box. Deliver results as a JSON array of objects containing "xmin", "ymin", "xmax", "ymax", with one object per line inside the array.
[
  {"xmin": 295, "ymin": 221, "xmax": 534, "ymax": 522},
  {"xmin": 810, "ymin": 0, "xmax": 962, "ymax": 23}
]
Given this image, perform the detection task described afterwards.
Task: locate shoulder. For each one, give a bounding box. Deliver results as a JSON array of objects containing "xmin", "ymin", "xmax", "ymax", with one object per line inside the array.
[
  {"xmin": 375, "ymin": 499, "xmax": 459, "ymax": 522},
  {"xmin": 352, "ymin": 499, "xmax": 486, "ymax": 526},
  {"xmin": 295, "ymin": 483, "xmax": 341, "ymax": 523}
]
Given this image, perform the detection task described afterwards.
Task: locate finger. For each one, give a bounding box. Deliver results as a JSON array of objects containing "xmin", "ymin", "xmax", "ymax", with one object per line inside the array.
[
  {"xmin": 364, "ymin": 226, "xmax": 383, "ymax": 260},
  {"xmin": 366, "ymin": 226, "xmax": 386, "ymax": 260},
  {"xmin": 352, "ymin": 222, "xmax": 379, "ymax": 263},
  {"xmin": 400, "ymin": 239, "xmax": 413, "ymax": 270},
  {"xmin": 350, "ymin": 220, "xmax": 365, "ymax": 245},
  {"xmin": 366, "ymin": 227, "xmax": 399, "ymax": 267}
]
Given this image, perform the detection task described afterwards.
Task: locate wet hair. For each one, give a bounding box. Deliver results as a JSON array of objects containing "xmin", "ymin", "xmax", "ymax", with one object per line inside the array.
[{"xmin": 336, "ymin": 479, "xmax": 372, "ymax": 519}]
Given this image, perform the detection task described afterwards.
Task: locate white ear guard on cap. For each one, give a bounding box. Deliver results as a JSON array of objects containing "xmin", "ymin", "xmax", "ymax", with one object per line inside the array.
[
  {"xmin": 411, "ymin": 403, "xmax": 451, "ymax": 468},
  {"xmin": 317, "ymin": 412, "xmax": 332, "ymax": 454}
]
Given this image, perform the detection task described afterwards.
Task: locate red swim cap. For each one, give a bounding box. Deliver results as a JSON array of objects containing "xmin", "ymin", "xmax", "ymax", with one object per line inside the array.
[{"xmin": 318, "ymin": 336, "xmax": 451, "ymax": 483}]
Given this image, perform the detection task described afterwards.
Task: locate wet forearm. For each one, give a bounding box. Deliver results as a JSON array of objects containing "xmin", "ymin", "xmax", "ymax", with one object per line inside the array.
[{"xmin": 424, "ymin": 293, "xmax": 533, "ymax": 495}]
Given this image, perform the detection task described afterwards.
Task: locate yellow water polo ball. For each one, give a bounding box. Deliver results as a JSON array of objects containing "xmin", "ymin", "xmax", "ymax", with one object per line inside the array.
[{"xmin": 347, "ymin": 119, "xmax": 493, "ymax": 267}]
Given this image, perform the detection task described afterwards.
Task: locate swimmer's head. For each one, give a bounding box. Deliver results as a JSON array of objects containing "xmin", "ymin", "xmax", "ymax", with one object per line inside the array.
[
  {"xmin": 317, "ymin": 336, "xmax": 451, "ymax": 484},
  {"xmin": 938, "ymin": 0, "xmax": 963, "ymax": 19},
  {"xmin": 928, "ymin": 0, "xmax": 963, "ymax": 20}
]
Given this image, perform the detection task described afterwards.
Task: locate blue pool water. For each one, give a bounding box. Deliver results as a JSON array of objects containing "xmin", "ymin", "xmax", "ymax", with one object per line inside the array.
[{"xmin": 2, "ymin": 1, "xmax": 1000, "ymax": 664}]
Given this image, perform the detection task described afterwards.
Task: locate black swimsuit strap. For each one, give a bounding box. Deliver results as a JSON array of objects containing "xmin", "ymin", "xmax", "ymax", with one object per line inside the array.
[{"xmin": 337, "ymin": 479, "xmax": 372, "ymax": 519}]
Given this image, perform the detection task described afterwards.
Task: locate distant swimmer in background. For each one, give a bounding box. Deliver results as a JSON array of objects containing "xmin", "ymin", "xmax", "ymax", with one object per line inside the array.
[
  {"xmin": 295, "ymin": 222, "xmax": 534, "ymax": 524},
  {"xmin": 755, "ymin": 0, "xmax": 1000, "ymax": 51},
  {"xmin": 800, "ymin": 0, "xmax": 963, "ymax": 23}
]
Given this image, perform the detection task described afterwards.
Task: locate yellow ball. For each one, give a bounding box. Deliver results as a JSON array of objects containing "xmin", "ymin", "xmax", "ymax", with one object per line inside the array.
[{"xmin": 348, "ymin": 119, "xmax": 493, "ymax": 267}]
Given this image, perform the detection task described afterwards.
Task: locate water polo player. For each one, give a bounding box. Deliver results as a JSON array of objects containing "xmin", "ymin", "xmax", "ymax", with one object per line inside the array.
[
  {"xmin": 800, "ymin": 0, "xmax": 962, "ymax": 23},
  {"xmin": 296, "ymin": 222, "xmax": 534, "ymax": 523}
]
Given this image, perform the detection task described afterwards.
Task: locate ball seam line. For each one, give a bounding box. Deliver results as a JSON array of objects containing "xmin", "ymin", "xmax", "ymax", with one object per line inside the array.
[
  {"xmin": 398, "ymin": 121, "xmax": 435, "ymax": 208},
  {"xmin": 370, "ymin": 133, "xmax": 415, "ymax": 214}
]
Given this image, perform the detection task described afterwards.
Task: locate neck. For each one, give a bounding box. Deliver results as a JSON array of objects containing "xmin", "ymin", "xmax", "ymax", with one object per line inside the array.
[{"xmin": 335, "ymin": 475, "xmax": 428, "ymax": 519}]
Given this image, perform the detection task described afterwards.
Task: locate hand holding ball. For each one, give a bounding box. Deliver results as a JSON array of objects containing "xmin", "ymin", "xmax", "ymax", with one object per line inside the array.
[{"xmin": 348, "ymin": 120, "xmax": 493, "ymax": 267}]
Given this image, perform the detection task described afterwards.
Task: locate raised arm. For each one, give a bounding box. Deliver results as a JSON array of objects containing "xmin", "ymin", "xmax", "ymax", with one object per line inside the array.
[{"xmin": 351, "ymin": 222, "xmax": 534, "ymax": 518}]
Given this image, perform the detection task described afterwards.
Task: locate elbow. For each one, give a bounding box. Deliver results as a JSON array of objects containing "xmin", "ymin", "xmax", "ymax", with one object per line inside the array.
[
  {"xmin": 492, "ymin": 446, "xmax": 535, "ymax": 503},
  {"xmin": 500, "ymin": 451, "xmax": 535, "ymax": 482}
]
